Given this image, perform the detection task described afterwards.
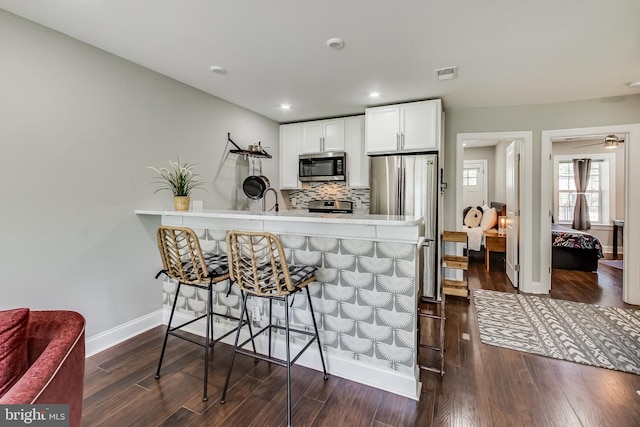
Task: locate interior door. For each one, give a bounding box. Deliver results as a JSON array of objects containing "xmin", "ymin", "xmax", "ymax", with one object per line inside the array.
[
  {"xmin": 506, "ymin": 141, "xmax": 521, "ymax": 287},
  {"xmin": 462, "ymin": 160, "xmax": 487, "ymax": 208}
]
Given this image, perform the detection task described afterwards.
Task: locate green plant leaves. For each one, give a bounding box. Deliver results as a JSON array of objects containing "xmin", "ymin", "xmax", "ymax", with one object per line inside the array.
[{"xmin": 148, "ymin": 158, "xmax": 207, "ymax": 196}]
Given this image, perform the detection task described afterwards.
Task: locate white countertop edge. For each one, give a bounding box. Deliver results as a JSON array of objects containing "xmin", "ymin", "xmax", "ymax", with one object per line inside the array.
[{"xmin": 134, "ymin": 209, "xmax": 423, "ymax": 227}]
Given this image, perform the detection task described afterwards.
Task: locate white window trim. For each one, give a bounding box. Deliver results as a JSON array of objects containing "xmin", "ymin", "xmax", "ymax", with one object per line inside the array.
[{"xmin": 553, "ymin": 153, "xmax": 616, "ymax": 226}]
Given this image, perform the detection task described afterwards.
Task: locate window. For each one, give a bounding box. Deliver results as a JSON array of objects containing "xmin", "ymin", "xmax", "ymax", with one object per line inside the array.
[
  {"xmin": 463, "ymin": 167, "xmax": 479, "ymax": 186},
  {"xmin": 554, "ymin": 154, "xmax": 614, "ymax": 225}
]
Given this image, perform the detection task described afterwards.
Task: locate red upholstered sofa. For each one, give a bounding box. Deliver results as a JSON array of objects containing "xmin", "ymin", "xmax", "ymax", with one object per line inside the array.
[{"xmin": 0, "ymin": 310, "xmax": 86, "ymax": 427}]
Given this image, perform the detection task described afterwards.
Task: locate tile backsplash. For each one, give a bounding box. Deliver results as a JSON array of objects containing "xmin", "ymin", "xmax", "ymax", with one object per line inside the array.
[{"xmin": 286, "ymin": 182, "xmax": 369, "ymax": 210}]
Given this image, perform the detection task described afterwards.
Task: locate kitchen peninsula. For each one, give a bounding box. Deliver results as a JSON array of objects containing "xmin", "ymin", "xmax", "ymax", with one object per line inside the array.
[{"xmin": 135, "ymin": 208, "xmax": 426, "ymax": 399}]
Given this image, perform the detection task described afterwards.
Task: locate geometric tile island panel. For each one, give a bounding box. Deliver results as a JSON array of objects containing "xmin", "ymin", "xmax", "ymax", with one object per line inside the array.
[
  {"xmin": 161, "ymin": 228, "xmax": 418, "ymax": 373},
  {"xmin": 474, "ymin": 289, "xmax": 640, "ymax": 375}
]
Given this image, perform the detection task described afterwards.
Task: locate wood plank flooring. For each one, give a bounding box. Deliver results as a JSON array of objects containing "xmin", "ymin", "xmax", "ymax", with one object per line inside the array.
[{"xmin": 82, "ymin": 261, "xmax": 640, "ymax": 426}]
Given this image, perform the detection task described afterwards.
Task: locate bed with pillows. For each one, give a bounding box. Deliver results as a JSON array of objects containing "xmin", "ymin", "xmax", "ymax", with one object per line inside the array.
[{"xmin": 462, "ymin": 201, "xmax": 506, "ymax": 253}]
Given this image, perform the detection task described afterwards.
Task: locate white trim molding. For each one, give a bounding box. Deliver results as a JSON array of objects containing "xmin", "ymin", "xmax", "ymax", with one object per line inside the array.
[{"xmin": 85, "ymin": 310, "xmax": 163, "ymax": 357}]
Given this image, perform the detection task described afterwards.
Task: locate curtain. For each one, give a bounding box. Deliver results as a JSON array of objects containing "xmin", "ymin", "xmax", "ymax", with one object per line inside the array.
[{"xmin": 572, "ymin": 158, "xmax": 591, "ymax": 230}]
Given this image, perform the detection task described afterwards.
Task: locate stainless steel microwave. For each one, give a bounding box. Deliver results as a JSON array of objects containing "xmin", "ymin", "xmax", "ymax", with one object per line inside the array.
[{"xmin": 298, "ymin": 152, "xmax": 346, "ymax": 182}]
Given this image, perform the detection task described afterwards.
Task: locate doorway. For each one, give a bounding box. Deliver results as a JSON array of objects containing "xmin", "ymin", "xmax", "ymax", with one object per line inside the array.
[
  {"xmin": 456, "ymin": 131, "xmax": 533, "ymax": 292},
  {"xmin": 541, "ymin": 124, "xmax": 640, "ymax": 304}
]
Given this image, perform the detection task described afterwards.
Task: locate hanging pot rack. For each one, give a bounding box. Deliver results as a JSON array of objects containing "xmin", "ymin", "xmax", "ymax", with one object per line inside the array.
[{"xmin": 227, "ymin": 132, "xmax": 272, "ymax": 158}]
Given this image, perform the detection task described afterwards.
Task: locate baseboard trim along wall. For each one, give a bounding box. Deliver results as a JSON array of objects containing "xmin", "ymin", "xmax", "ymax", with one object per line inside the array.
[{"xmin": 85, "ymin": 310, "xmax": 163, "ymax": 357}]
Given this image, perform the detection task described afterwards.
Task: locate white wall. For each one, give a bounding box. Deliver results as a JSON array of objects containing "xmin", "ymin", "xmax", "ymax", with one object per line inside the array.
[
  {"xmin": 0, "ymin": 10, "xmax": 279, "ymax": 338},
  {"xmin": 494, "ymin": 140, "xmax": 509, "ymax": 203}
]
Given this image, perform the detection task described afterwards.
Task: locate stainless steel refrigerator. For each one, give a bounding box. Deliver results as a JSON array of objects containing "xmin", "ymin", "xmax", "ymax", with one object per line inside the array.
[{"xmin": 370, "ymin": 154, "xmax": 439, "ymax": 299}]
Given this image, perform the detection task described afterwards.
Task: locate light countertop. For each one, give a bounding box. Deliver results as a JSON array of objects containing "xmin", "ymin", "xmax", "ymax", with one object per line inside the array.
[{"xmin": 134, "ymin": 208, "xmax": 423, "ymax": 227}]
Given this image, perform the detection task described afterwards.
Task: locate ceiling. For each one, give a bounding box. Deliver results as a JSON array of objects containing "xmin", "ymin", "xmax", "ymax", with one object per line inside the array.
[{"xmin": 1, "ymin": 1, "xmax": 639, "ymax": 123}]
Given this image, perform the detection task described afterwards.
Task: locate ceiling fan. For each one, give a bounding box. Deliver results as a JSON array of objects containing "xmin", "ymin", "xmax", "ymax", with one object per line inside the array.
[{"xmin": 572, "ymin": 134, "xmax": 625, "ymax": 149}]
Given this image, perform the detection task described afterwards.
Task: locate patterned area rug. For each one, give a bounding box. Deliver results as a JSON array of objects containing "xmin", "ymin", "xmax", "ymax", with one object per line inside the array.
[
  {"xmin": 600, "ymin": 259, "xmax": 623, "ymax": 270},
  {"xmin": 473, "ymin": 289, "xmax": 640, "ymax": 375}
]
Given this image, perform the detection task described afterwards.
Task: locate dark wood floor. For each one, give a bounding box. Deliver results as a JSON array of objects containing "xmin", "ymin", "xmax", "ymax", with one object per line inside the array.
[{"xmin": 82, "ymin": 261, "xmax": 640, "ymax": 426}]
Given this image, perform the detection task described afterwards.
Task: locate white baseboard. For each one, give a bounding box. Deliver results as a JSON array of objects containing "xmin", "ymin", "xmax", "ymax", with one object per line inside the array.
[
  {"xmin": 602, "ymin": 245, "xmax": 623, "ymax": 257},
  {"xmin": 85, "ymin": 310, "xmax": 163, "ymax": 357},
  {"xmin": 163, "ymin": 309, "xmax": 421, "ymax": 400},
  {"xmin": 523, "ymin": 280, "xmax": 548, "ymax": 294}
]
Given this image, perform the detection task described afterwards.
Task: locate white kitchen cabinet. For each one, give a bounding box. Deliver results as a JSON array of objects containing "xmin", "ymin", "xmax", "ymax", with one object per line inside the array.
[
  {"xmin": 365, "ymin": 99, "xmax": 442, "ymax": 154},
  {"xmin": 279, "ymin": 123, "xmax": 301, "ymax": 189},
  {"xmin": 345, "ymin": 116, "xmax": 369, "ymax": 188},
  {"xmin": 300, "ymin": 118, "xmax": 345, "ymax": 154}
]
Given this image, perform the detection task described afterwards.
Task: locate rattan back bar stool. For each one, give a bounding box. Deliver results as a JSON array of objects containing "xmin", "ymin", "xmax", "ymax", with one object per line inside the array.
[
  {"xmin": 154, "ymin": 225, "xmax": 255, "ymax": 402},
  {"xmin": 221, "ymin": 230, "xmax": 328, "ymax": 427}
]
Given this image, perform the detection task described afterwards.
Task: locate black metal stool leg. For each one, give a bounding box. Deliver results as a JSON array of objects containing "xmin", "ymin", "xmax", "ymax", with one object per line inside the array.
[
  {"xmin": 202, "ymin": 285, "xmax": 213, "ymax": 402},
  {"xmin": 244, "ymin": 294, "xmax": 258, "ymax": 358},
  {"xmin": 306, "ymin": 287, "xmax": 328, "ymax": 380},
  {"xmin": 221, "ymin": 291, "xmax": 249, "ymax": 404},
  {"xmin": 156, "ymin": 282, "xmax": 181, "ymax": 379},
  {"xmin": 284, "ymin": 295, "xmax": 292, "ymax": 427},
  {"xmin": 209, "ymin": 286, "xmax": 217, "ymax": 360},
  {"xmin": 268, "ymin": 299, "xmax": 273, "ymax": 359}
]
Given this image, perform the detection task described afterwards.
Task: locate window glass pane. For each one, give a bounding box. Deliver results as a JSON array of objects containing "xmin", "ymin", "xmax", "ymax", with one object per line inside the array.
[
  {"xmin": 555, "ymin": 158, "xmax": 610, "ymax": 224},
  {"xmin": 558, "ymin": 192, "xmax": 570, "ymax": 205},
  {"xmin": 468, "ymin": 177, "xmax": 477, "ymax": 186},
  {"xmin": 559, "ymin": 207, "xmax": 572, "ymax": 222}
]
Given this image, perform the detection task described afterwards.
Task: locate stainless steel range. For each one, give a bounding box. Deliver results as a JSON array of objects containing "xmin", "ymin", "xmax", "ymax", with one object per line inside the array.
[{"xmin": 308, "ymin": 199, "xmax": 353, "ymax": 214}]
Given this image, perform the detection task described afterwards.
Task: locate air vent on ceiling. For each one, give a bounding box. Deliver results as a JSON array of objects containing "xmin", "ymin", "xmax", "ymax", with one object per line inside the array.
[{"xmin": 434, "ymin": 66, "xmax": 458, "ymax": 81}]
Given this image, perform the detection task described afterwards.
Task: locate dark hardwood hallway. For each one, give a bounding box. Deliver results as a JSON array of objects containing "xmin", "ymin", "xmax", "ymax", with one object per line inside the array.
[{"xmin": 82, "ymin": 261, "xmax": 640, "ymax": 426}]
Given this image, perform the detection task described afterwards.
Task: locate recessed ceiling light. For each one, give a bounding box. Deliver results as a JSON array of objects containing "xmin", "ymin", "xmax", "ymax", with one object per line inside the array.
[
  {"xmin": 326, "ymin": 38, "xmax": 345, "ymax": 49},
  {"xmin": 280, "ymin": 104, "xmax": 291, "ymax": 110},
  {"xmin": 629, "ymin": 81, "xmax": 640, "ymax": 88},
  {"xmin": 209, "ymin": 65, "xmax": 226, "ymax": 74},
  {"xmin": 369, "ymin": 92, "xmax": 380, "ymax": 98}
]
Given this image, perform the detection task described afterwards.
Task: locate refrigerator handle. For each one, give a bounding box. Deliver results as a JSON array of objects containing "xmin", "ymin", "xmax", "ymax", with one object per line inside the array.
[
  {"xmin": 396, "ymin": 166, "xmax": 402, "ymax": 215},
  {"xmin": 400, "ymin": 165, "xmax": 406, "ymax": 215}
]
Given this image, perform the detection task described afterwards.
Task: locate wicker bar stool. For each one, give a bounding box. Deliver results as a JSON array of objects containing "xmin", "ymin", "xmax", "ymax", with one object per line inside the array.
[
  {"xmin": 154, "ymin": 225, "xmax": 254, "ymax": 402},
  {"xmin": 221, "ymin": 230, "xmax": 328, "ymax": 427}
]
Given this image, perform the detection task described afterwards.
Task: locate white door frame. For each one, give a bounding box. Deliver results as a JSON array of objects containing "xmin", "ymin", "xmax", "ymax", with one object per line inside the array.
[
  {"xmin": 456, "ymin": 131, "xmax": 534, "ymax": 293},
  {"xmin": 541, "ymin": 124, "xmax": 640, "ymax": 304},
  {"xmin": 463, "ymin": 159, "xmax": 488, "ymax": 207}
]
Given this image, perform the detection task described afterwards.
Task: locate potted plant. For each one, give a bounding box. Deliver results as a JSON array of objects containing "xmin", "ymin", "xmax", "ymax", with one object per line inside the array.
[{"xmin": 148, "ymin": 158, "xmax": 206, "ymax": 211}]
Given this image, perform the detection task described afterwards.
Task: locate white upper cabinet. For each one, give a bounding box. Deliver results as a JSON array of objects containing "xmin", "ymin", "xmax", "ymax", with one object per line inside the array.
[
  {"xmin": 344, "ymin": 116, "xmax": 369, "ymax": 188},
  {"xmin": 300, "ymin": 118, "xmax": 345, "ymax": 154},
  {"xmin": 365, "ymin": 99, "xmax": 442, "ymax": 154},
  {"xmin": 279, "ymin": 123, "xmax": 301, "ymax": 189},
  {"xmin": 364, "ymin": 106, "xmax": 400, "ymax": 154}
]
